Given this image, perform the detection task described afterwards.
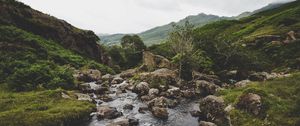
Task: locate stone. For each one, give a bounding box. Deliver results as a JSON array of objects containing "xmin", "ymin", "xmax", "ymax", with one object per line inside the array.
[
  {"xmin": 151, "ymin": 107, "xmax": 168, "ymax": 119},
  {"xmin": 61, "ymin": 92, "xmax": 71, "ymax": 99},
  {"xmin": 102, "ymin": 74, "xmax": 114, "ymax": 82},
  {"xmin": 143, "ymin": 51, "xmax": 176, "ymax": 70},
  {"xmin": 97, "ymin": 106, "xmax": 123, "ymax": 120},
  {"xmin": 193, "ymin": 71, "xmax": 222, "ymax": 86},
  {"xmin": 167, "ymin": 99, "xmax": 179, "ymax": 108},
  {"xmin": 148, "ymin": 88, "xmax": 160, "ymax": 97},
  {"xmin": 249, "ymin": 72, "xmax": 269, "ymax": 81},
  {"xmin": 138, "ymin": 106, "xmax": 149, "ymax": 114},
  {"xmin": 236, "ymin": 93, "xmax": 262, "ymax": 115},
  {"xmin": 200, "ymin": 95, "xmax": 228, "ymax": 125},
  {"xmin": 141, "ymin": 95, "xmax": 152, "ymax": 101},
  {"xmin": 147, "ymin": 96, "xmax": 168, "ymax": 108},
  {"xmin": 234, "ymin": 80, "xmax": 251, "ymax": 88},
  {"xmin": 199, "ymin": 121, "xmax": 217, "ymax": 126},
  {"xmin": 190, "ymin": 110, "xmax": 202, "ymax": 117},
  {"xmin": 111, "ymin": 77, "xmax": 124, "ymax": 84},
  {"xmin": 98, "ymin": 95, "xmax": 113, "ymax": 102},
  {"xmin": 75, "ymin": 69, "xmax": 102, "ymax": 82},
  {"xmin": 181, "ymin": 89, "xmax": 196, "ymax": 98},
  {"xmin": 74, "ymin": 93, "xmax": 92, "ymax": 102},
  {"xmin": 78, "ymin": 83, "xmax": 93, "ymax": 93},
  {"xmin": 123, "ymin": 104, "xmax": 134, "ymax": 110},
  {"xmin": 133, "ymin": 82, "xmax": 150, "ymax": 95},
  {"xmin": 166, "ymin": 86, "xmax": 182, "ymax": 98},
  {"xmin": 195, "ymin": 80, "xmax": 221, "ymax": 96},
  {"xmin": 117, "ymin": 81, "xmax": 130, "ymax": 91},
  {"xmin": 120, "ymin": 69, "xmax": 138, "ymax": 78}
]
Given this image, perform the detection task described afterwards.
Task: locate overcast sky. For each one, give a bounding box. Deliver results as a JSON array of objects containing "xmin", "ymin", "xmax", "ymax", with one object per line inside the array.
[{"xmin": 18, "ymin": 0, "xmax": 294, "ymax": 34}]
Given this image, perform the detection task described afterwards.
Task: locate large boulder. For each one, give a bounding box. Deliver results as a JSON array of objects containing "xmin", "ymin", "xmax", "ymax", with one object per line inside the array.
[
  {"xmin": 97, "ymin": 105, "xmax": 123, "ymax": 119},
  {"xmin": 147, "ymin": 96, "xmax": 168, "ymax": 108},
  {"xmin": 200, "ymin": 95, "xmax": 228, "ymax": 125},
  {"xmin": 138, "ymin": 68, "xmax": 177, "ymax": 89},
  {"xmin": 234, "ymin": 80, "xmax": 251, "ymax": 88},
  {"xmin": 166, "ymin": 86, "xmax": 182, "ymax": 98},
  {"xmin": 74, "ymin": 69, "xmax": 102, "ymax": 82},
  {"xmin": 195, "ymin": 80, "xmax": 221, "ymax": 96},
  {"xmin": 148, "ymin": 88, "xmax": 160, "ymax": 97},
  {"xmin": 111, "ymin": 77, "xmax": 124, "ymax": 84},
  {"xmin": 151, "ymin": 107, "xmax": 169, "ymax": 119},
  {"xmin": 236, "ymin": 93, "xmax": 262, "ymax": 116},
  {"xmin": 133, "ymin": 82, "xmax": 150, "ymax": 95},
  {"xmin": 193, "ymin": 72, "xmax": 222, "ymax": 86},
  {"xmin": 143, "ymin": 51, "xmax": 176, "ymax": 70}
]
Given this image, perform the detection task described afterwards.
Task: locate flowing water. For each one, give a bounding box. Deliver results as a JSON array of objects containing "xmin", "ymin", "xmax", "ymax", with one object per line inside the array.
[{"xmin": 86, "ymin": 82, "xmax": 200, "ymax": 126}]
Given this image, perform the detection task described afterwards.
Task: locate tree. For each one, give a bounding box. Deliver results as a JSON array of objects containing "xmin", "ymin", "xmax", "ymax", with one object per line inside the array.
[{"xmin": 121, "ymin": 35, "xmax": 146, "ymax": 51}]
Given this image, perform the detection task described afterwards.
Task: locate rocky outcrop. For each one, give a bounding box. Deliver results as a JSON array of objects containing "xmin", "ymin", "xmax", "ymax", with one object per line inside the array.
[
  {"xmin": 236, "ymin": 93, "xmax": 262, "ymax": 116},
  {"xmin": 0, "ymin": 1, "xmax": 110, "ymax": 64},
  {"xmin": 143, "ymin": 51, "xmax": 176, "ymax": 70}
]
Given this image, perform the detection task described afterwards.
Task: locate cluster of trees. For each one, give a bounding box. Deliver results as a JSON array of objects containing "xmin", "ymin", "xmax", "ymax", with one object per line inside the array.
[{"xmin": 107, "ymin": 35, "xmax": 146, "ymax": 71}]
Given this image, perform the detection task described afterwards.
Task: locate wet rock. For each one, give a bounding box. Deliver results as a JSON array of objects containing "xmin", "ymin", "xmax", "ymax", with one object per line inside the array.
[
  {"xmin": 148, "ymin": 88, "xmax": 160, "ymax": 97},
  {"xmin": 102, "ymin": 74, "xmax": 114, "ymax": 82},
  {"xmin": 200, "ymin": 95, "xmax": 228, "ymax": 125},
  {"xmin": 199, "ymin": 121, "xmax": 217, "ymax": 126},
  {"xmin": 151, "ymin": 107, "xmax": 168, "ymax": 119},
  {"xmin": 97, "ymin": 105, "xmax": 123, "ymax": 120},
  {"xmin": 195, "ymin": 80, "xmax": 221, "ymax": 96},
  {"xmin": 117, "ymin": 81, "xmax": 130, "ymax": 91},
  {"xmin": 236, "ymin": 93, "xmax": 262, "ymax": 115},
  {"xmin": 74, "ymin": 93, "xmax": 92, "ymax": 102},
  {"xmin": 138, "ymin": 106, "xmax": 149, "ymax": 114},
  {"xmin": 147, "ymin": 96, "xmax": 168, "ymax": 108},
  {"xmin": 107, "ymin": 118, "xmax": 139, "ymax": 126},
  {"xmin": 74, "ymin": 69, "xmax": 102, "ymax": 82},
  {"xmin": 167, "ymin": 99, "xmax": 179, "ymax": 108},
  {"xmin": 133, "ymin": 82, "xmax": 150, "ymax": 95},
  {"xmin": 166, "ymin": 86, "xmax": 182, "ymax": 98},
  {"xmin": 234, "ymin": 80, "xmax": 251, "ymax": 88},
  {"xmin": 190, "ymin": 110, "xmax": 202, "ymax": 117},
  {"xmin": 123, "ymin": 104, "xmax": 134, "ymax": 110},
  {"xmin": 111, "ymin": 77, "xmax": 124, "ymax": 84},
  {"xmin": 94, "ymin": 86, "xmax": 109, "ymax": 94}
]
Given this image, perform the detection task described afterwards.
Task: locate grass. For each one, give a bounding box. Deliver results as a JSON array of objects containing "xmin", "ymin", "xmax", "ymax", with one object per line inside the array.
[
  {"xmin": 0, "ymin": 86, "xmax": 95, "ymax": 126},
  {"xmin": 217, "ymin": 73, "xmax": 300, "ymax": 126}
]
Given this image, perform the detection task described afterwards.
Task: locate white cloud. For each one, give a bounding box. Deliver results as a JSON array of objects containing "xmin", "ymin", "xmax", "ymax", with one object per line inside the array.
[{"xmin": 17, "ymin": 0, "xmax": 294, "ymax": 34}]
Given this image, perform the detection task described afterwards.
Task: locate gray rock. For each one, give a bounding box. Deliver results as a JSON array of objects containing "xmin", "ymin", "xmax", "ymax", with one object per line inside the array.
[
  {"xmin": 237, "ymin": 93, "xmax": 262, "ymax": 115},
  {"xmin": 151, "ymin": 107, "xmax": 168, "ymax": 119}
]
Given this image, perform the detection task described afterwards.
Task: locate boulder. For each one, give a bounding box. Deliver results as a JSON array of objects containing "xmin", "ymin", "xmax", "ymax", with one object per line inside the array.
[
  {"xmin": 181, "ymin": 89, "xmax": 196, "ymax": 98},
  {"xmin": 120, "ymin": 69, "xmax": 138, "ymax": 78},
  {"xmin": 123, "ymin": 104, "xmax": 134, "ymax": 110},
  {"xmin": 200, "ymin": 95, "xmax": 228, "ymax": 125},
  {"xmin": 97, "ymin": 95, "xmax": 113, "ymax": 102},
  {"xmin": 195, "ymin": 80, "xmax": 221, "ymax": 96},
  {"xmin": 111, "ymin": 77, "xmax": 124, "ymax": 84},
  {"xmin": 249, "ymin": 72, "xmax": 269, "ymax": 81},
  {"xmin": 107, "ymin": 118, "xmax": 139, "ymax": 126},
  {"xmin": 190, "ymin": 110, "xmax": 202, "ymax": 117},
  {"xmin": 97, "ymin": 105, "xmax": 123, "ymax": 119},
  {"xmin": 166, "ymin": 86, "xmax": 182, "ymax": 98},
  {"xmin": 148, "ymin": 88, "xmax": 160, "ymax": 97},
  {"xmin": 151, "ymin": 107, "xmax": 168, "ymax": 119},
  {"xmin": 117, "ymin": 81, "xmax": 130, "ymax": 91},
  {"xmin": 78, "ymin": 83, "xmax": 93, "ymax": 93},
  {"xmin": 167, "ymin": 99, "xmax": 179, "ymax": 108},
  {"xmin": 74, "ymin": 69, "xmax": 102, "ymax": 82},
  {"xmin": 143, "ymin": 51, "xmax": 176, "ymax": 70},
  {"xmin": 193, "ymin": 72, "xmax": 222, "ymax": 86},
  {"xmin": 74, "ymin": 93, "xmax": 92, "ymax": 102},
  {"xmin": 199, "ymin": 121, "xmax": 217, "ymax": 126},
  {"xmin": 236, "ymin": 93, "xmax": 262, "ymax": 115},
  {"xmin": 138, "ymin": 68, "xmax": 177, "ymax": 88},
  {"xmin": 102, "ymin": 74, "xmax": 114, "ymax": 82},
  {"xmin": 140, "ymin": 95, "xmax": 152, "ymax": 101},
  {"xmin": 147, "ymin": 96, "xmax": 168, "ymax": 108},
  {"xmin": 234, "ymin": 80, "xmax": 251, "ymax": 88},
  {"xmin": 133, "ymin": 82, "xmax": 150, "ymax": 95}
]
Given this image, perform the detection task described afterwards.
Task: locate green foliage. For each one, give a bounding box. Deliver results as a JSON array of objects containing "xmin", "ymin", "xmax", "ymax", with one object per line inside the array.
[
  {"xmin": 121, "ymin": 35, "xmax": 146, "ymax": 51},
  {"xmin": 217, "ymin": 73, "xmax": 300, "ymax": 126},
  {"xmin": 0, "ymin": 88, "xmax": 95, "ymax": 126}
]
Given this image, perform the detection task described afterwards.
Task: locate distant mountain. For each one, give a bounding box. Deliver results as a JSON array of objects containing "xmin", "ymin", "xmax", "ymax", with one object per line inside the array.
[
  {"xmin": 100, "ymin": 2, "xmax": 289, "ymax": 46},
  {"xmin": 100, "ymin": 13, "xmax": 228, "ymax": 46}
]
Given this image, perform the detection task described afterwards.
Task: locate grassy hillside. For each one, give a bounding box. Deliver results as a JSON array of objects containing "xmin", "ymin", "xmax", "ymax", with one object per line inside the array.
[
  {"xmin": 218, "ymin": 73, "xmax": 300, "ymax": 126},
  {"xmin": 192, "ymin": 0, "xmax": 300, "ymax": 71}
]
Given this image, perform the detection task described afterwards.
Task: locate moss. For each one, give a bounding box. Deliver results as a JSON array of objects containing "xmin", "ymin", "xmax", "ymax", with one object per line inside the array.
[
  {"xmin": 0, "ymin": 88, "xmax": 95, "ymax": 126},
  {"xmin": 217, "ymin": 73, "xmax": 300, "ymax": 125}
]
